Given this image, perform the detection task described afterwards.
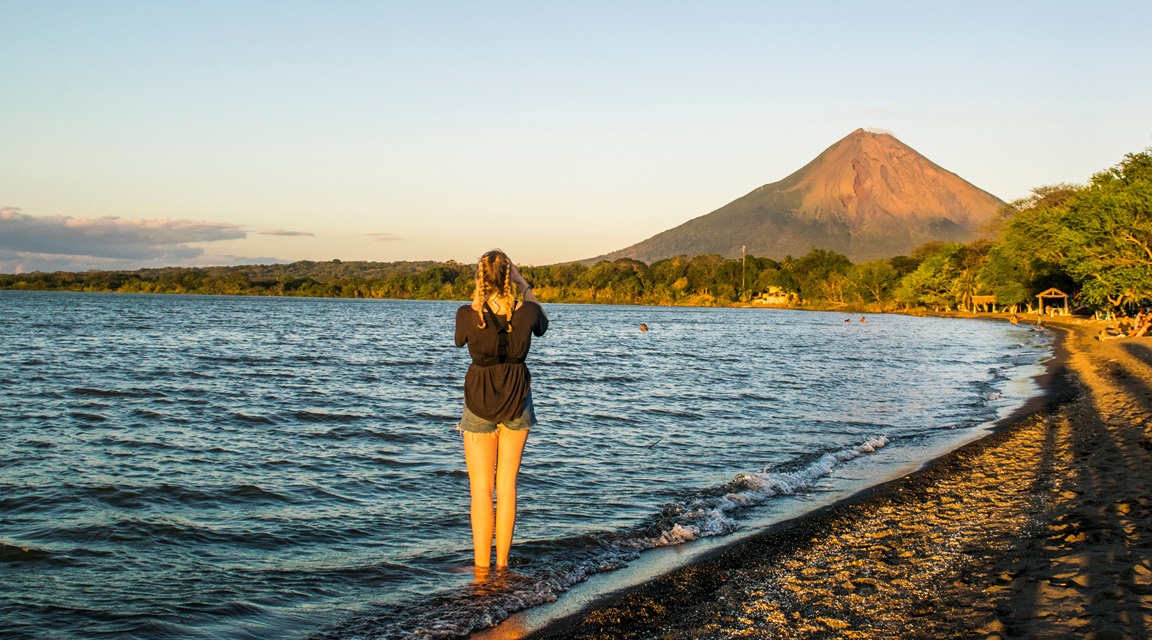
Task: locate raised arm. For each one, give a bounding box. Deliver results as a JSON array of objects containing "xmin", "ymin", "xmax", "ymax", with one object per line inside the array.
[{"xmin": 509, "ymin": 263, "xmax": 546, "ymax": 318}]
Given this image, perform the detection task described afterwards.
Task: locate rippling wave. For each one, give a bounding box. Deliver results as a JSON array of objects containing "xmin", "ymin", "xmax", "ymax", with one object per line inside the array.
[{"xmin": 0, "ymin": 292, "xmax": 1051, "ymax": 639}]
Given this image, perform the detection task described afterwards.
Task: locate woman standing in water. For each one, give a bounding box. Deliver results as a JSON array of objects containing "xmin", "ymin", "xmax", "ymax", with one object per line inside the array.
[{"xmin": 454, "ymin": 250, "xmax": 548, "ymax": 568}]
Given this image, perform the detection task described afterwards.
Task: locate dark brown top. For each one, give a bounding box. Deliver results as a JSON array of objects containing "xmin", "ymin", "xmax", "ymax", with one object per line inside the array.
[{"xmin": 454, "ymin": 301, "xmax": 548, "ymax": 422}]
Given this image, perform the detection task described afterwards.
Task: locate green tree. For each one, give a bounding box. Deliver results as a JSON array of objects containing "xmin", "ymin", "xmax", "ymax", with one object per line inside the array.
[
  {"xmin": 888, "ymin": 255, "xmax": 923, "ymax": 277},
  {"xmin": 790, "ymin": 248, "xmax": 853, "ymax": 301},
  {"xmin": 895, "ymin": 243, "xmax": 964, "ymax": 310},
  {"xmin": 850, "ymin": 259, "xmax": 901, "ymax": 306},
  {"xmin": 685, "ymin": 254, "xmax": 726, "ymax": 296},
  {"xmin": 1058, "ymin": 151, "xmax": 1152, "ymax": 308},
  {"xmin": 990, "ymin": 184, "xmax": 1082, "ymax": 299}
]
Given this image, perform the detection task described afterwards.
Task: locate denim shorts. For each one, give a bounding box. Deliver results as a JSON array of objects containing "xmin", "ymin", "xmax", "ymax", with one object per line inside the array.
[{"xmin": 457, "ymin": 391, "xmax": 537, "ymax": 434}]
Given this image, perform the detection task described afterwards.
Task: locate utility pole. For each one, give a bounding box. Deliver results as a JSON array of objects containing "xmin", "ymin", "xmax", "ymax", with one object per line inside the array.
[{"xmin": 741, "ymin": 245, "xmax": 746, "ymax": 295}]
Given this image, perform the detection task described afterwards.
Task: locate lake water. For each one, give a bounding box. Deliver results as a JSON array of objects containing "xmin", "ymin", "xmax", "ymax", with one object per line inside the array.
[{"xmin": 0, "ymin": 292, "xmax": 1052, "ymax": 639}]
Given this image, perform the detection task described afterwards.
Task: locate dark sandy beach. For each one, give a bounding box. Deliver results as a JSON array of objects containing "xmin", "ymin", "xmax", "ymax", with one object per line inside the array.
[{"xmin": 503, "ymin": 318, "xmax": 1152, "ymax": 640}]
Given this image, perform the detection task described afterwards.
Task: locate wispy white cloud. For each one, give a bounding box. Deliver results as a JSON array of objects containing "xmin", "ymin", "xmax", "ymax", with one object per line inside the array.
[
  {"xmin": 366, "ymin": 233, "xmax": 402, "ymax": 242},
  {"xmin": 0, "ymin": 250, "xmax": 156, "ymax": 274},
  {"xmin": 0, "ymin": 208, "xmax": 252, "ymax": 273},
  {"xmin": 259, "ymin": 229, "xmax": 315, "ymax": 237}
]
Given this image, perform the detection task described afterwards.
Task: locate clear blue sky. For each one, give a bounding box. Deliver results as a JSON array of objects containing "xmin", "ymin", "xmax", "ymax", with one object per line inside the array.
[{"xmin": 2, "ymin": 0, "xmax": 1150, "ymax": 272}]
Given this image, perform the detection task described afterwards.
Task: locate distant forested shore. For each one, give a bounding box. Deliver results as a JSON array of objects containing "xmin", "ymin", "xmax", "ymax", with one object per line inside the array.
[{"xmin": 4, "ymin": 149, "xmax": 1150, "ymax": 314}]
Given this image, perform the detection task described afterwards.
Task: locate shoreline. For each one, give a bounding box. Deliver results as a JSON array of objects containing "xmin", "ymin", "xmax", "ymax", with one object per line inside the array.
[
  {"xmin": 476, "ymin": 318, "xmax": 1152, "ymax": 639},
  {"xmin": 0, "ymin": 288, "xmax": 1085, "ymax": 319}
]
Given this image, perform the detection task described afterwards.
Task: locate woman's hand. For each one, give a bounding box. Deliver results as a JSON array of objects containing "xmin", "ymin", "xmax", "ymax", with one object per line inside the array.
[
  {"xmin": 509, "ymin": 263, "xmax": 543, "ymax": 312},
  {"xmin": 509, "ymin": 263, "xmax": 530, "ymax": 293}
]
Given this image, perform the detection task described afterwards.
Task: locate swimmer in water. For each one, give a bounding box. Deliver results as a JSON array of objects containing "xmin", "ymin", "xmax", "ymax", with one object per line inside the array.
[
  {"xmin": 640, "ymin": 323, "xmax": 648, "ymax": 332},
  {"xmin": 860, "ymin": 317, "xmax": 867, "ymax": 323}
]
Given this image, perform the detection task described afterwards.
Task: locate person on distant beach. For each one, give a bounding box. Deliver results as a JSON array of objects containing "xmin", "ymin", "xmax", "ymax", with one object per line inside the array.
[
  {"xmin": 1118, "ymin": 318, "xmax": 1134, "ymax": 334},
  {"xmin": 1133, "ymin": 312, "xmax": 1152, "ymax": 338},
  {"xmin": 454, "ymin": 250, "xmax": 548, "ymax": 569},
  {"xmin": 1010, "ymin": 314, "xmax": 1019, "ymax": 325}
]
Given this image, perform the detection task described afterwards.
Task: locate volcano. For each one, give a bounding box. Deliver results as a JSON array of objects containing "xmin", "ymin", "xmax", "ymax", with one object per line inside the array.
[{"xmin": 597, "ymin": 129, "xmax": 1004, "ymax": 263}]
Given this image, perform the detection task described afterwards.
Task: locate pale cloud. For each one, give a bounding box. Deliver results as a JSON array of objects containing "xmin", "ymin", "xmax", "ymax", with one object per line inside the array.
[
  {"xmin": 0, "ymin": 250, "xmax": 174, "ymax": 273},
  {"xmin": 259, "ymin": 229, "xmax": 315, "ymax": 237},
  {"xmin": 0, "ymin": 208, "xmax": 250, "ymax": 273},
  {"xmin": 366, "ymin": 233, "xmax": 402, "ymax": 242}
]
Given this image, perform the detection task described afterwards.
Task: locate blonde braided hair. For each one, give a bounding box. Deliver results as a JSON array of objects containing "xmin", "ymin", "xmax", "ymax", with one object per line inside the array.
[{"xmin": 472, "ymin": 250, "xmax": 517, "ymax": 331}]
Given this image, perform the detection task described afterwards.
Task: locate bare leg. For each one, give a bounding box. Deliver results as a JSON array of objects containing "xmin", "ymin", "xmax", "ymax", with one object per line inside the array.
[
  {"xmin": 494, "ymin": 427, "xmax": 529, "ymax": 567},
  {"xmin": 463, "ymin": 431, "xmax": 498, "ymax": 567}
]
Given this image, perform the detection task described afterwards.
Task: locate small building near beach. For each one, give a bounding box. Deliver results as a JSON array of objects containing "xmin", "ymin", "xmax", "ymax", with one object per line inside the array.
[
  {"xmin": 752, "ymin": 286, "xmax": 796, "ymax": 306},
  {"xmin": 970, "ymin": 294, "xmax": 997, "ymax": 312},
  {"xmin": 1036, "ymin": 287, "xmax": 1070, "ymax": 315}
]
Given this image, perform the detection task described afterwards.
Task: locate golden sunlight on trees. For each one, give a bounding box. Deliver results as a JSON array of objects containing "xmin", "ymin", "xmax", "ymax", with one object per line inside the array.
[{"xmin": 4, "ymin": 149, "xmax": 1150, "ymax": 316}]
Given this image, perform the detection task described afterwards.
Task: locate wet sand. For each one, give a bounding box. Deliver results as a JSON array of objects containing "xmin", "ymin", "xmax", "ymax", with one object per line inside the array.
[{"xmin": 518, "ymin": 319, "xmax": 1152, "ymax": 640}]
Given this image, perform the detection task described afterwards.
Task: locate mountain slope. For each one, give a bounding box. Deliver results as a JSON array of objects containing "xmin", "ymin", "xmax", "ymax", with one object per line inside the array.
[{"xmin": 598, "ymin": 129, "xmax": 1004, "ymax": 263}]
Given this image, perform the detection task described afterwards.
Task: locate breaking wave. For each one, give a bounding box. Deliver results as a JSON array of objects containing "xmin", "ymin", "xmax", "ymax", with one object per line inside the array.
[{"xmin": 320, "ymin": 436, "xmax": 889, "ymax": 639}]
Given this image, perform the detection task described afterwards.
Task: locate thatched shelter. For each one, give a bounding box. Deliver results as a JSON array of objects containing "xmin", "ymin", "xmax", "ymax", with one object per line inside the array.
[
  {"xmin": 970, "ymin": 295, "xmax": 997, "ymax": 312},
  {"xmin": 1036, "ymin": 287, "xmax": 1069, "ymax": 315}
]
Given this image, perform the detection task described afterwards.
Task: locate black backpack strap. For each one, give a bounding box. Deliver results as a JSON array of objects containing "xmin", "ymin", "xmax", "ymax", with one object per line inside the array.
[{"xmin": 471, "ymin": 306, "xmax": 524, "ymax": 366}]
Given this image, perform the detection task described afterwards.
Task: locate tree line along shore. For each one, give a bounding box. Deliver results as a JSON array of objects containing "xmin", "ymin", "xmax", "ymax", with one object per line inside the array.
[{"xmin": 4, "ymin": 149, "xmax": 1150, "ymax": 316}]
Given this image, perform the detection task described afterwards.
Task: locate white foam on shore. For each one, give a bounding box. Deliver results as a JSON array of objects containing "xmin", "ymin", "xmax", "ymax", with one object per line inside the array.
[
  {"xmin": 348, "ymin": 436, "xmax": 890, "ymax": 639},
  {"xmin": 631, "ymin": 435, "xmax": 890, "ymax": 548}
]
